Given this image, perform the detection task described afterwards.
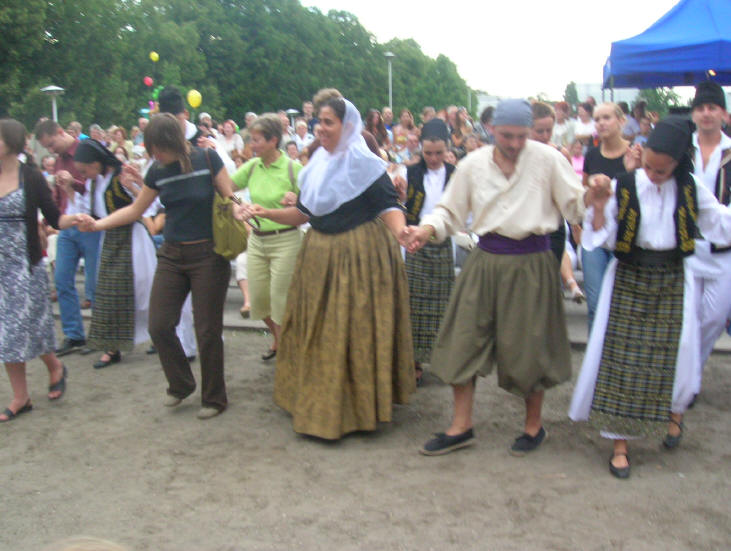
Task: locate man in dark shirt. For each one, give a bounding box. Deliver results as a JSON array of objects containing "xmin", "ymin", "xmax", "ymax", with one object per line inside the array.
[{"xmin": 35, "ymin": 120, "xmax": 100, "ymax": 356}]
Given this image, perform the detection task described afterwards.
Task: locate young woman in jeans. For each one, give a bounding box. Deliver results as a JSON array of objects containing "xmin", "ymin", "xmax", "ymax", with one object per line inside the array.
[{"xmin": 77, "ymin": 113, "xmax": 238, "ymax": 419}]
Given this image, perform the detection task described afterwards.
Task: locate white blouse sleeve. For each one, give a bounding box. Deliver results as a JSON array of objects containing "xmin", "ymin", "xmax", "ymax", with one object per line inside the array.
[
  {"xmin": 696, "ymin": 179, "xmax": 731, "ymax": 246},
  {"xmin": 581, "ymin": 180, "xmax": 618, "ymax": 251}
]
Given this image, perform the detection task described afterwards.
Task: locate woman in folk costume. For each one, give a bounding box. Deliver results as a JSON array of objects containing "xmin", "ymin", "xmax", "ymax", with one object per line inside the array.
[
  {"xmin": 73, "ymin": 139, "xmax": 156, "ymax": 368},
  {"xmin": 404, "ymin": 119, "xmax": 456, "ymax": 385},
  {"xmin": 569, "ymin": 116, "xmax": 731, "ymax": 478},
  {"xmin": 236, "ymin": 93, "xmax": 415, "ymax": 439}
]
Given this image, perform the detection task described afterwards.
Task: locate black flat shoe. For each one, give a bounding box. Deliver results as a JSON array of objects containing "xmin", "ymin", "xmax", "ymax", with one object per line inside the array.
[
  {"xmin": 609, "ymin": 452, "xmax": 631, "ymax": 479},
  {"xmin": 419, "ymin": 428, "xmax": 475, "ymax": 456},
  {"xmin": 94, "ymin": 351, "xmax": 121, "ymax": 369},
  {"xmin": 261, "ymin": 348, "xmax": 276, "ymax": 361},
  {"xmin": 663, "ymin": 419, "xmax": 684, "ymax": 450},
  {"xmin": 0, "ymin": 400, "xmax": 33, "ymax": 423}
]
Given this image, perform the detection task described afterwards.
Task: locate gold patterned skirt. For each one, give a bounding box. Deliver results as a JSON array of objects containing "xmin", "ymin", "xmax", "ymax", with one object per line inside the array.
[{"xmin": 274, "ymin": 218, "xmax": 415, "ymax": 440}]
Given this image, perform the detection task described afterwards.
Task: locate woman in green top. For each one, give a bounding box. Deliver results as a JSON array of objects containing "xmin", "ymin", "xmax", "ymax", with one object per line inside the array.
[{"xmin": 232, "ymin": 114, "xmax": 303, "ymax": 360}]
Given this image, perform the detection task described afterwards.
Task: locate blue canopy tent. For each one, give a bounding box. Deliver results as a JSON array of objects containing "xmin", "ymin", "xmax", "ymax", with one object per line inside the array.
[{"xmin": 603, "ymin": 0, "xmax": 731, "ymax": 89}]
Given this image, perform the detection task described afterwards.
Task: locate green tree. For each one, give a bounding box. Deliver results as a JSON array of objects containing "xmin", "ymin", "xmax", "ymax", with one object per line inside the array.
[
  {"xmin": 563, "ymin": 81, "xmax": 579, "ymax": 109},
  {"xmin": 637, "ymin": 88, "xmax": 682, "ymax": 117},
  {"xmin": 1, "ymin": 0, "xmax": 474, "ymax": 131}
]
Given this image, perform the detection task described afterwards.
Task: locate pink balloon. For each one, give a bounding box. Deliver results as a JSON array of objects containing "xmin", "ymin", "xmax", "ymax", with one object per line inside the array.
[
  {"xmin": 143, "ymin": 76, "xmax": 153, "ymax": 87},
  {"xmin": 149, "ymin": 100, "xmax": 155, "ymax": 108}
]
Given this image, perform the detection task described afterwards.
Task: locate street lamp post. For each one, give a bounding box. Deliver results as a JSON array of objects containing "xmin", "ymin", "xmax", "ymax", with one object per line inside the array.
[
  {"xmin": 384, "ymin": 51, "xmax": 395, "ymax": 110},
  {"xmin": 285, "ymin": 108, "xmax": 299, "ymax": 129},
  {"xmin": 41, "ymin": 85, "xmax": 65, "ymax": 122}
]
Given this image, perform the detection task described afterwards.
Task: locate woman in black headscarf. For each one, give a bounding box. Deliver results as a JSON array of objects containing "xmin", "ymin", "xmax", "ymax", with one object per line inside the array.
[
  {"xmin": 569, "ymin": 116, "xmax": 731, "ymax": 478},
  {"xmin": 73, "ymin": 140, "xmax": 157, "ymax": 369}
]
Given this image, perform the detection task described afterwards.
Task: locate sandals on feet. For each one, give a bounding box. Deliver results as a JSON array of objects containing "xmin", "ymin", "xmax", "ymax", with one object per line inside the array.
[
  {"xmin": 663, "ymin": 419, "xmax": 684, "ymax": 450},
  {"xmin": 0, "ymin": 400, "xmax": 33, "ymax": 423},
  {"xmin": 609, "ymin": 452, "xmax": 631, "ymax": 479},
  {"xmin": 48, "ymin": 364, "xmax": 68, "ymax": 400}
]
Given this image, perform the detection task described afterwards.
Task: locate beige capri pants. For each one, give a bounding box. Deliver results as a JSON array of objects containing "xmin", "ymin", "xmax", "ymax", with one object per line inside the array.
[{"xmin": 247, "ymin": 229, "xmax": 302, "ymax": 324}]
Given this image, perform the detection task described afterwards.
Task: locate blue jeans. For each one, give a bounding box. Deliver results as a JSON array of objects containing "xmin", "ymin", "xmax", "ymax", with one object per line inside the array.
[
  {"xmin": 54, "ymin": 227, "xmax": 101, "ymax": 340},
  {"xmin": 581, "ymin": 246, "xmax": 612, "ymax": 334}
]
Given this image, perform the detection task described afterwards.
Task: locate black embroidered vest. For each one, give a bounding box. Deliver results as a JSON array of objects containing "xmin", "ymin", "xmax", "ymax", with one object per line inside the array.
[
  {"xmin": 711, "ymin": 148, "xmax": 731, "ymax": 253},
  {"xmin": 405, "ymin": 161, "xmax": 455, "ymax": 225},
  {"xmin": 614, "ymin": 172, "xmax": 697, "ymax": 263}
]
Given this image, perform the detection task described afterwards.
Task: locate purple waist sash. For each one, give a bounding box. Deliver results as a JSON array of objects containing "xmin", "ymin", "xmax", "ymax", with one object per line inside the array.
[{"xmin": 478, "ymin": 233, "xmax": 550, "ymax": 255}]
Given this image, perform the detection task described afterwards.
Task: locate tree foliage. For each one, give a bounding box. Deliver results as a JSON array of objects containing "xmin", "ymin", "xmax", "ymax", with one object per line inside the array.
[
  {"xmin": 0, "ymin": 0, "xmax": 471, "ymax": 129},
  {"xmin": 563, "ymin": 81, "xmax": 579, "ymax": 109},
  {"xmin": 637, "ymin": 87, "xmax": 682, "ymax": 117}
]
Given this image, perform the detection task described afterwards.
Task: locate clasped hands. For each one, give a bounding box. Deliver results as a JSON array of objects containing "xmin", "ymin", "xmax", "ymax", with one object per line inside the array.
[
  {"xmin": 400, "ymin": 225, "xmax": 434, "ymax": 253},
  {"xmin": 585, "ymin": 174, "xmax": 613, "ymax": 211}
]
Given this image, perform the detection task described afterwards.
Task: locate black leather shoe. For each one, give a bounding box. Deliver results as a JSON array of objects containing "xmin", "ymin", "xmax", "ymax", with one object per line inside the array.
[
  {"xmin": 609, "ymin": 453, "xmax": 631, "ymax": 479},
  {"xmin": 261, "ymin": 349, "xmax": 277, "ymax": 361},
  {"xmin": 93, "ymin": 351, "xmax": 121, "ymax": 369},
  {"xmin": 56, "ymin": 338, "xmax": 86, "ymax": 357}
]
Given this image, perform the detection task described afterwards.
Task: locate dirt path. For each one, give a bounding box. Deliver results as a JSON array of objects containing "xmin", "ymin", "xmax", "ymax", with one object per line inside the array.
[{"xmin": 3, "ymin": 330, "xmax": 729, "ymax": 551}]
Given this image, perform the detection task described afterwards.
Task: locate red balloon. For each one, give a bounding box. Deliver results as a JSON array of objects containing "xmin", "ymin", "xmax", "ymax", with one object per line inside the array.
[{"xmin": 143, "ymin": 76, "xmax": 153, "ymax": 87}]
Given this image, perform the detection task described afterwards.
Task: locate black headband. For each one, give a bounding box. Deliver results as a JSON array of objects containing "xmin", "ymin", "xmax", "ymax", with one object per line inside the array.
[
  {"xmin": 421, "ymin": 119, "xmax": 449, "ymax": 143},
  {"xmin": 646, "ymin": 115, "xmax": 694, "ymax": 161},
  {"xmin": 73, "ymin": 139, "xmax": 122, "ymax": 169}
]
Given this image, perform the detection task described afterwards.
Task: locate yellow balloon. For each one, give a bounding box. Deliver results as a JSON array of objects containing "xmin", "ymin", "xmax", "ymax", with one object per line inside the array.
[
  {"xmin": 149, "ymin": 51, "xmax": 159, "ymax": 62},
  {"xmin": 187, "ymin": 89, "xmax": 202, "ymax": 109}
]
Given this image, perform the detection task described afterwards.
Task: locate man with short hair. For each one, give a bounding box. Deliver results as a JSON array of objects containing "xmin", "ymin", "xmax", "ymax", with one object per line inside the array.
[
  {"xmin": 302, "ymin": 100, "xmax": 317, "ymax": 133},
  {"xmin": 405, "ymin": 99, "xmax": 591, "ymax": 456},
  {"xmin": 421, "ymin": 106, "xmax": 436, "ymax": 125},
  {"xmin": 382, "ymin": 106, "xmax": 394, "ymax": 130},
  {"xmin": 35, "ymin": 120, "xmax": 101, "ymax": 356},
  {"xmin": 67, "ymin": 121, "xmax": 88, "ymax": 141},
  {"xmin": 240, "ymin": 112, "xmax": 257, "ymax": 145},
  {"xmin": 88, "ymin": 124, "xmax": 107, "ymax": 146},
  {"xmin": 134, "ymin": 118, "xmax": 149, "ymax": 145},
  {"xmin": 687, "ymin": 81, "xmax": 731, "ymax": 389},
  {"xmin": 474, "ymin": 106, "xmax": 495, "ymax": 145}
]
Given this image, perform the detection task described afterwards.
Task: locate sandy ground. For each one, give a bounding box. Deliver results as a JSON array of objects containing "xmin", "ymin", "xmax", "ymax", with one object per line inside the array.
[{"xmin": 2, "ymin": 328, "xmax": 730, "ymax": 551}]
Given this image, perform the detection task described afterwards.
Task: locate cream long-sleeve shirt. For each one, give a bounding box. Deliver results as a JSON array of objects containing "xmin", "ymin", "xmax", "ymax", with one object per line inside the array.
[{"xmin": 421, "ymin": 140, "xmax": 586, "ymax": 242}]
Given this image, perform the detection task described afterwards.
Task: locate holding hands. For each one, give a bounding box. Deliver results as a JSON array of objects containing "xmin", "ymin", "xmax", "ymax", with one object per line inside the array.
[
  {"xmin": 74, "ymin": 213, "xmax": 98, "ymax": 232},
  {"xmin": 585, "ymin": 174, "xmax": 613, "ymax": 211},
  {"xmin": 233, "ymin": 202, "xmax": 266, "ymax": 223},
  {"xmin": 400, "ymin": 225, "xmax": 435, "ymax": 253}
]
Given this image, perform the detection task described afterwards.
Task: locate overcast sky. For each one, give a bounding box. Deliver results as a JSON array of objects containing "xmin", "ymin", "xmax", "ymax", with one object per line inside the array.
[{"xmin": 305, "ymin": 0, "xmax": 682, "ymax": 100}]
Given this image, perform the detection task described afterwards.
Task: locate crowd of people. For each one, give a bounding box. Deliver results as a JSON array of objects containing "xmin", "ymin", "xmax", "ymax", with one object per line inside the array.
[{"xmin": 2, "ymin": 81, "xmax": 730, "ymax": 480}]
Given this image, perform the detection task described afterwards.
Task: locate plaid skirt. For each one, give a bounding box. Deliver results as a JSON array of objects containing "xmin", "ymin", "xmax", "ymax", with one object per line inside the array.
[
  {"xmin": 590, "ymin": 261, "xmax": 684, "ymax": 437},
  {"xmin": 88, "ymin": 225, "xmax": 135, "ymax": 352},
  {"xmin": 405, "ymin": 240, "xmax": 454, "ymax": 363}
]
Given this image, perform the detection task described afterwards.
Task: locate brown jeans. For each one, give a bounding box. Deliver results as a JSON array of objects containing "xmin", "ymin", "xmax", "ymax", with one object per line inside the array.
[{"xmin": 150, "ymin": 241, "xmax": 230, "ymax": 410}]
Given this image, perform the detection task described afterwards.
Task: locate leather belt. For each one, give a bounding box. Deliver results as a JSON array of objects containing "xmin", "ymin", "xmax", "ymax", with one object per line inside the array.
[{"xmin": 252, "ymin": 226, "xmax": 297, "ymax": 237}]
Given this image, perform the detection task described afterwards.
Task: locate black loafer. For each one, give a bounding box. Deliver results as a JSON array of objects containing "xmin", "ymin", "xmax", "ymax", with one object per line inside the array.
[
  {"xmin": 609, "ymin": 453, "xmax": 631, "ymax": 479},
  {"xmin": 261, "ymin": 348, "xmax": 277, "ymax": 361},
  {"xmin": 663, "ymin": 420, "xmax": 684, "ymax": 450},
  {"xmin": 509, "ymin": 426, "xmax": 547, "ymax": 456},
  {"xmin": 94, "ymin": 351, "xmax": 121, "ymax": 369},
  {"xmin": 419, "ymin": 428, "xmax": 475, "ymax": 456}
]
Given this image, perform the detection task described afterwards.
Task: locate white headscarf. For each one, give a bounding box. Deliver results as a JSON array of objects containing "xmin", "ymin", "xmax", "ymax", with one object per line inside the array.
[{"xmin": 298, "ymin": 99, "xmax": 387, "ymax": 216}]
